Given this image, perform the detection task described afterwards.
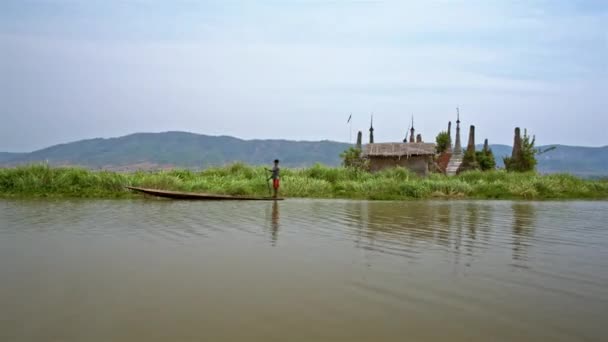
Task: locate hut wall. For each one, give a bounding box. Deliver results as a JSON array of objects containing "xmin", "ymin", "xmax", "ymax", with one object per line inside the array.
[{"xmin": 368, "ymin": 155, "xmax": 432, "ymax": 176}]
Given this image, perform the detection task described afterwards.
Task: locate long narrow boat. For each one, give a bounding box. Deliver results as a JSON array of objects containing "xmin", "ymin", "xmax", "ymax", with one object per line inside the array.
[{"xmin": 126, "ymin": 186, "xmax": 283, "ymax": 201}]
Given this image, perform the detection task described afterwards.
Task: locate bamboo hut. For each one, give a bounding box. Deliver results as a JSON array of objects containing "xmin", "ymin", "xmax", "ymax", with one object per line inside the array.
[{"xmin": 362, "ymin": 142, "xmax": 436, "ymax": 176}]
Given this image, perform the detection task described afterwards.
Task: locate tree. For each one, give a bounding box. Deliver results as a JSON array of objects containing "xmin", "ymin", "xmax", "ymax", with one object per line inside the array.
[
  {"xmin": 435, "ymin": 131, "xmax": 450, "ymax": 154},
  {"xmin": 460, "ymin": 148, "xmax": 479, "ymax": 172},
  {"xmin": 476, "ymin": 139, "xmax": 496, "ymax": 171},
  {"xmin": 340, "ymin": 147, "xmax": 368, "ymax": 170},
  {"xmin": 476, "ymin": 150, "xmax": 496, "ymax": 171},
  {"xmin": 504, "ymin": 128, "xmax": 537, "ymax": 172}
]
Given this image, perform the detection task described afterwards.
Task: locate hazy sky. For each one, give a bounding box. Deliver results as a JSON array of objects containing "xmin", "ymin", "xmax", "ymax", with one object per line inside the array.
[{"xmin": 1, "ymin": 0, "xmax": 607, "ymax": 151}]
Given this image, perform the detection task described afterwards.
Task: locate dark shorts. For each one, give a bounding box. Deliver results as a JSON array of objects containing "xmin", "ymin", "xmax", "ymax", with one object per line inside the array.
[{"xmin": 273, "ymin": 179, "xmax": 280, "ymax": 189}]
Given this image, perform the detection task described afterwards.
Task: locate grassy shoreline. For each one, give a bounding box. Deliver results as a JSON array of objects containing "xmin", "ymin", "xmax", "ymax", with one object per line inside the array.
[{"xmin": 1, "ymin": 164, "xmax": 607, "ymax": 200}]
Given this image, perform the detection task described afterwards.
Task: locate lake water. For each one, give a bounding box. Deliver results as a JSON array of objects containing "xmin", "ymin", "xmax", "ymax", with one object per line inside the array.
[{"xmin": 1, "ymin": 199, "xmax": 607, "ymax": 341}]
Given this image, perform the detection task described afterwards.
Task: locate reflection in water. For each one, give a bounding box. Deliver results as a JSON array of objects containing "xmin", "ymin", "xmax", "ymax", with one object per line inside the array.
[
  {"xmin": 435, "ymin": 203, "xmax": 452, "ymax": 247},
  {"xmin": 464, "ymin": 203, "xmax": 494, "ymax": 261},
  {"xmin": 270, "ymin": 201, "xmax": 279, "ymax": 246},
  {"xmin": 264, "ymin": 201, "xmax": 280, "ymax": 246},
  {"xmin": 512, "ymin": 203, "xmax": 536, "ymax": 263},
  {"xmin": 1, "ymin": 199, "xmax": 607, "ymax": 342},
  {"xmin": 344, "ymin": 201, "xmax": 525, "ymax": 268},
  {"xmin": 343, "ymin": 201, "xmax": 540, "ymax": 269},
  {"xmin": 466, "ymin": 203, "xmax": 479, "ymax": 242},
  {"xmin": 345, "ymin": 202, "xmax": 465, "ymax": 259}
]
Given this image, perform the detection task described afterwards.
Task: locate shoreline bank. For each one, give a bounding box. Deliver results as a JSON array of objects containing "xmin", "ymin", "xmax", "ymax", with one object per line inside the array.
[{"xmin": 1, "ymin": 164, "xmax": 607, "ymax": 201}]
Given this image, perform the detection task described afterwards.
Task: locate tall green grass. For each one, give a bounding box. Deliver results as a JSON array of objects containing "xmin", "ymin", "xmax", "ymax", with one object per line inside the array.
[{"xmin": 1, "ymin": 163, "xmax": 607, "ymax": 200}]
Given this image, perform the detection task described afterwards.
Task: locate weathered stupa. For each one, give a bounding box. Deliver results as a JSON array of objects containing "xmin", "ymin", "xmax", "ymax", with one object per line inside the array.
[
  {"xmin": 457, "ymin": 124, "xmax": 479, "ymax": 172},
  {"xmin": 511, "ymin": 127, "xmax": 522, "ymax": 160},
  {"xmin": 466, "ymin": 125, "xmax": 475, "ymax": 152},
  {"xmin": 483, "ymin": 138, "xmax": 490, "ymax": 153},
  {"xmin": 356, "ymin": 131, "xmax": 363, "ymax": 149},
  {"xmin": 447, "ymin": 121, "xmax": 452, "ymax": 152},
  {"xmin": 446, "ymin": 108, "xmax": 464, "ymax": 176}
]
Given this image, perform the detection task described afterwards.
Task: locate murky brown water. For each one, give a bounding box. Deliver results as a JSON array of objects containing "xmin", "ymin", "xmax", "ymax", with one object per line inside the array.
[{"xmin": 1, "ymin": 199, "xmax": 607, "ymax": 341}]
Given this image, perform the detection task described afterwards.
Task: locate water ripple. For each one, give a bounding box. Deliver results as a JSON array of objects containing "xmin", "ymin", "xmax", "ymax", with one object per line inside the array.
[{"xmin": 1, "ymin": 199, "xmax": 608, "ymax": 342}]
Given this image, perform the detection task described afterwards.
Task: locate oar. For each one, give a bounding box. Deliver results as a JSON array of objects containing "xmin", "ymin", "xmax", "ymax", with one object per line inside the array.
[{"xmin": 264, "ymin": 169, "xmax": 272, "ymax": 197}]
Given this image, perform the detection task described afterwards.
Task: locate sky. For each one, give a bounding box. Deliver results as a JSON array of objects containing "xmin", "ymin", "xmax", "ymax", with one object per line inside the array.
[{"xmin": 1, "ymin": 0, "xmax": 607, "ymax": 152}]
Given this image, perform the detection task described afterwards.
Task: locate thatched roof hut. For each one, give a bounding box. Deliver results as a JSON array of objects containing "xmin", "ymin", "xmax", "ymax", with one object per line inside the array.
[
  {"xmin": 362, "ymin": 143, "xmax": 436, "ymax": 158},
  {"xmin": 362, "ymin": 142, "xmax": 436, "ymax": 176}
]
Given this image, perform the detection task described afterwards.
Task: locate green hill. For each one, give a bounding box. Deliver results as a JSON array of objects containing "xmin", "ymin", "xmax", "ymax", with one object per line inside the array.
[
  {"xmin": 1, "ymin": 132, "xmax": 606, "ymax": 176},
  {"xmin": 0, "ymin": 152, "xmax": 24, "ymax": 163},
  {"xmin": 482, "ymin": 144, "xmax": 608, "ymax": 177},
  {"xmin": 533, "ymin": 145, "xmax": 608, "ymax": 177},
  {"xmin": 0, "ymin": 132, "xmax": 350, "ymax": 170}
]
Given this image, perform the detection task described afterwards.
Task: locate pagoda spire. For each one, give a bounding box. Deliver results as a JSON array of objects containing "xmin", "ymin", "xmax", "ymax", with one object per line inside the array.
[
  {"xmin": 409, "ymin": 115, "xmax": 415, "ymax": 143},
  {"xmin": 369, "ymin": 114, "xmax": 374, "ymax": 144},
  {"xmin": 453, "ymin": 107, "xmax": 463, "ymax": 155}
]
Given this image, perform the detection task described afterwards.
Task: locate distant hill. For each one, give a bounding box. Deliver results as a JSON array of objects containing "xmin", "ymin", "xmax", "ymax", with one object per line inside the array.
[
  {"xmin": 482, "ymin": 144, "xmax": 608, "ymax": 177},
  {"xmin": 0, "ymin": 152, "xmax": 24, "ymax": 163},
  {"xmin": 526, "ymin": 145, "xmax": 608, "ymax": 177},
  {"xmin": 1, "ymin": 132, "xmax": 606, "ymax": 176},
  {"xmin": 0, "ymin": 132, "xmax": 350, "ymax": 170}
]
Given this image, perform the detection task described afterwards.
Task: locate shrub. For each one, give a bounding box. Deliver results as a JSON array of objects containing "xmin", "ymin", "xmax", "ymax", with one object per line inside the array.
[
  {"xmin": 459, "ymin": 148, "xmax": 479, "ymax": 172},
  {"xmin": 340, "ymin": 147, "xmax": 368, "ymax": 170},
  {"xmin": 435, "ymin": 131, "xmax": 450, "ymax": 153},
  {"xmin": 476, "ymin": 150, "xmax": 496, "ymax": 171},
  {"xmin": 504, "ymin": 128, "xmax": 537, "ymax": 172}
]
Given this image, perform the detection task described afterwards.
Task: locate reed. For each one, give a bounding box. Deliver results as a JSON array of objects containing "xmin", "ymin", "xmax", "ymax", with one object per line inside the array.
[{"xmin": 1, "ymin": 163, "xmax": 607, "ymax": 200}]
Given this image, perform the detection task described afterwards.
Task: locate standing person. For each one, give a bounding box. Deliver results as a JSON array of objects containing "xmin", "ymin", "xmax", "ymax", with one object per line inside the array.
[{"xmin": 267, "ymin": 159, "xmax": 280, "ymax": 199}]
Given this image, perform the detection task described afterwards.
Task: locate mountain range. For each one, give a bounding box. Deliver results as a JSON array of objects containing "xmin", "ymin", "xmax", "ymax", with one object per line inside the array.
[
  {"xmin": 1, "ymin": 132, "xmax": 607, "ymax": 176},
  {"xmin": 0, "ymin": 132, "xmax": 350, "ymax": 170}
]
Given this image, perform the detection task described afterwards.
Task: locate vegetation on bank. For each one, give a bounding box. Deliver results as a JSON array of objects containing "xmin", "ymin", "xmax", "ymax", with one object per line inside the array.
[
  {"xmin": 1, "ymin": 164, "xmax": 608, "ymax": 200},
  {"xmin": 504, "ymin": 128, "xmax": 537, "ymax": 172}
]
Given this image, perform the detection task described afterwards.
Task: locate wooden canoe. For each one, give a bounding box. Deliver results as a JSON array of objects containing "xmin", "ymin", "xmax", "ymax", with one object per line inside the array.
[{"xmin": 126, "ymin": 186, "xmax": 283, "ymax": 201}]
